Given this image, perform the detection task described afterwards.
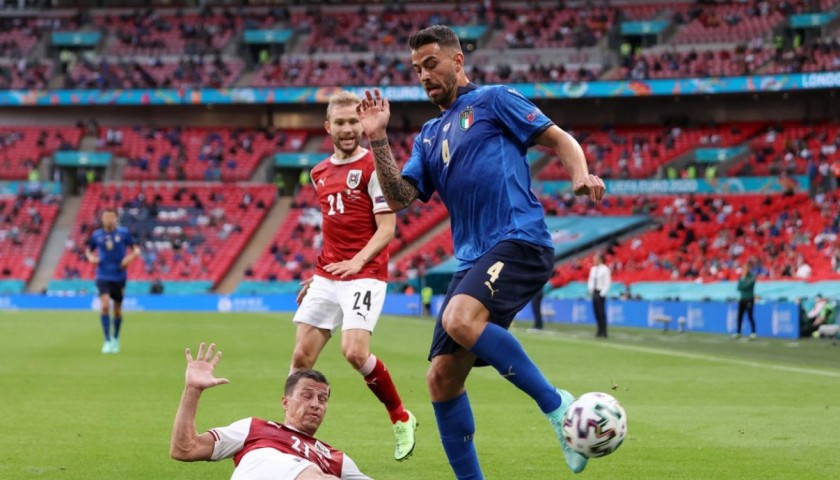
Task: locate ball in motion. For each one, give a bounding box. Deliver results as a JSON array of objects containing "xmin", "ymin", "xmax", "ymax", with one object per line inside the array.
[{"xmin": 562, "ymin": 392, "xmax": 627, "ymax": 458}]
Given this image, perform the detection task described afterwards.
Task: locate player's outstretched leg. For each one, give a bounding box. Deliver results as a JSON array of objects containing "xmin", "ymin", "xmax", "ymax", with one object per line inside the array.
[
  {"xmin": 469, "ymin": 322, "xmax": 587, "ymax": 473},
  {"xmin": 357, "ymin": 353, "xmax": 417, "ymax": 461}
]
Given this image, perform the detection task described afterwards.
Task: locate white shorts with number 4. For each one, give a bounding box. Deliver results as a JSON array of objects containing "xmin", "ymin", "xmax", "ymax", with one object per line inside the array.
[{"xmin": 293, "ymin": 275, "xmax": 387, "ymax": 334}]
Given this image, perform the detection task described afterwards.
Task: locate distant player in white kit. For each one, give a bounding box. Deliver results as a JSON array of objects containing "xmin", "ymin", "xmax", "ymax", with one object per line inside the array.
[
  {"xmin": 170, "ymin": 342, "xmax": 371, "ymax": 479},
  {"xmin": 291, "ymin": 91, "xmax": 417, "ymax": 461}
]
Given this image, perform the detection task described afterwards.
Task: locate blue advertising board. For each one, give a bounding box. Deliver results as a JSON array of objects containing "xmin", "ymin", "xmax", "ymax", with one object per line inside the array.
[
  {"xmin": 541, "ymin": 175, "xmax": 809, "ymax": 195},
  {"xmin": 0, "ymin": 294, "xmax": 798, "ymax": 338},
  {"xmin": 508, "ymin": 298, "xmax": 800, "ymax": 339},
  {"xmin": 620, "ymin": 20, "xmax": 669, "ymax": 35},
  {"xmin": 2, "ymin": 72, "xmax": 840, "ymax": 106},
  {"xmin": 51, "ymin": 31, "xmax": 101, "ymax": 47},
  {"xmin": 243, "ymin": 29, "xmax": 294, "ymax": 44}
]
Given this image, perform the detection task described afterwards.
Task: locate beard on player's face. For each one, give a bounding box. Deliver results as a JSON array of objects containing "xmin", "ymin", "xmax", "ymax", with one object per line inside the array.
[
  {"xmin": 332, "ymin": 131, "xmax": 361, "ymax": 156},
  {"xmin": 425, "ymin": 67, "xmax": 458, "ymax": 107}
]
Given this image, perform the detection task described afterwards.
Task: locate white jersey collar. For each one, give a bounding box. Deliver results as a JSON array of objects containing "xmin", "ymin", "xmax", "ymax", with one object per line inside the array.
[{"xmin": 330, "ymin": 148, "xmax": 368, "ymax": 166}]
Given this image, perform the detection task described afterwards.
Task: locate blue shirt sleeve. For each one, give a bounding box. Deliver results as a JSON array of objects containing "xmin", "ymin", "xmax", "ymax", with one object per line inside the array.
[
  {"xmin": 87, "ymin": 233, "xmax": 97, "ymax": 251},
  {"xmin": 492, "ymin": 86, "xmax": 553, "ymax": 147},
  {"xmin": 401, "ymin": 133, "xmax": 435, "ymax": 203},
  {"xmin": 123, "ymin": 228, "xmax": 136, "ymax": 248}
]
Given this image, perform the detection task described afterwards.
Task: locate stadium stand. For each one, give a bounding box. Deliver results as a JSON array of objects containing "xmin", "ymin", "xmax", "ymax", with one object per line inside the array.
[
  {"xmin": 99, "ymin": 126, "xmax": 307, "ymax": 182},
  {"xmin": 53, "ymin": 182, "xmax": 275, "ymax": 289},
  {"xmin": 732, "ymin": 121, "xmax": 840, "ymax": 177},
  {"xmin": 0, "ymin": 126, "xmax": 84, "ymax": 180},
  {"xmin": 65, "ymin": 57, "xmax": 244, "ymax": 89},
  {"xmin": 0, "ymin": 194, "xmax": 61, "ymax": 287},
  {"xmin": 538, "ymin": 123, "xmax": 762, "ymax": 180},
  {"xmin": 547, "ymin": 192, "xmax": 840, "ymax": 293}
]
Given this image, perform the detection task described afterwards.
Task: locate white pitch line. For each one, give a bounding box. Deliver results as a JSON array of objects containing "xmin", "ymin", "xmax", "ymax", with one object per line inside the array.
[{"xmin": 527, "ymin": 331, "xmax": 840, "ymax": 378}]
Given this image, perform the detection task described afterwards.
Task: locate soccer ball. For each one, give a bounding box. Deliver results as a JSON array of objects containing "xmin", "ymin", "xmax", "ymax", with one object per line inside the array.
[{"xmin": 562, "ymin": 392, "xmax": 627, "ymax": 458}]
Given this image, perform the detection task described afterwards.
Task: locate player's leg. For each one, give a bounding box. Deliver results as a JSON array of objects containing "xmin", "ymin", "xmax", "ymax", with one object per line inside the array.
[
  {"xmin": 338, "ymin": 279, "xmax": 416, "ymax": 461},
  {"xmin": 735, "ymin": 299, "xmax": 746, "ymax": 337},
  {"xmin": 96, "ymin": 281, "xmax": 112, "ymax": 354},
  {"xmin": 746, "ymin": 299, "xmax": 757, "ymax": 338},
  {"xmin": 290, "ymin": 324, "xmax": 331, "ymax": 373},
  {"xmin": 110, "ymin": 281, "xmax": 126, "ymax": 353},
  {"xmin": 428, "ymin": 348, "xmax": 482, "ymax": 480},
  {"xmin": 290, "ymin": 275, "xmax": 341, "ymax": 375},
  {"xmin": 441, "ymin": 240, "xmax": 587, "ymax": 473}
]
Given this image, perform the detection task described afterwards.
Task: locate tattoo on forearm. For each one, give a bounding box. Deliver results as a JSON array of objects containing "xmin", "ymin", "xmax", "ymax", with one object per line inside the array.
[
  {"xmin": 370, "ymin": 138, "xmax": 418, "ymax": 207},
  {"xmin": 370, "ymin": 138, "xmax": 388, "ymax": 148}
]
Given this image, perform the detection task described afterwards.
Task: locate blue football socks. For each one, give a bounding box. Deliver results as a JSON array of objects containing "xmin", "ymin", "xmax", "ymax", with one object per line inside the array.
[
  {"xmin": 433, "ymin": 392, "xmax": 483, "ymax": 480},
  {"xmin": 113, "ymin": 316, "xmax": 122, "ymax": 339},
  {"xmin": 470, "ymin": 323, "xmax": 560, "ymax": 413},
  {"xmin": 100, "ymin": 314, "xmax": 111, "ymax": 341}
]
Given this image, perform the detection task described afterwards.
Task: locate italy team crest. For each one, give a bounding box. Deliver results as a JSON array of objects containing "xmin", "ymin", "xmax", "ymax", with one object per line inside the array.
[
  {"xmin": 459, "ymin": 107, "xmax": 474, "ymax": 130},
  {"xmin": 346, "ymin": 169, "xmax": 362, "ymax": 189}
]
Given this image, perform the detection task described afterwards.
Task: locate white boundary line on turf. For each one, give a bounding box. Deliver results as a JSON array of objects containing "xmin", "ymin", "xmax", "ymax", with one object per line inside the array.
[{"xmin": 530, "ymin": 331, "xmax": 840, "ymax": 379}]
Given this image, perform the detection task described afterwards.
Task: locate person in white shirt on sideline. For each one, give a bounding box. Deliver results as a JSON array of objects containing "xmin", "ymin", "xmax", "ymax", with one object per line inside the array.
[{"xmin": 587, "ymin": 254, "xmax": 612, "ymax": 338}]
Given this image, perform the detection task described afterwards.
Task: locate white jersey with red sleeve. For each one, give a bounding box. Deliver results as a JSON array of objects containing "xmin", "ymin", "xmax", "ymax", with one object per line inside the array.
[
  {"xmin": 209, "ymin": 417, "xmax": 371, "ymax": 480},
  {"xmin": 310, "ymin": 148, "xmax": 391, "ymax": 282}
]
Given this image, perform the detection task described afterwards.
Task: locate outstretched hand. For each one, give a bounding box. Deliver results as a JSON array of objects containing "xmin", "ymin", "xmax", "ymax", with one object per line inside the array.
[
  {"xmin": 573, "ymin": 174, "xmax": 607, "ymax": 202},
  {"xmin": 184, "ymin": 342, "xmax": 229, "ymax": 391},
  {"xmin": 356, "ymin": 88, "xmax": 390, "ymax": 139}
]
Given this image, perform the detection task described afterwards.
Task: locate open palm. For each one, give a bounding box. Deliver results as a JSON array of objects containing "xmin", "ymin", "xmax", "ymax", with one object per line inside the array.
[
  {"xmin": 184, "ymin": 342, "xmax": 229, "ymax": 391},
  {"xmin": 356, "ymin": 88, "xmax": 391, "ymax": 137}
]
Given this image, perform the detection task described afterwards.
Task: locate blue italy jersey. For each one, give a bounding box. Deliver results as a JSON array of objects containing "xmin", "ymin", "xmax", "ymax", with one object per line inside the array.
[
  {"xmin": 402, "ymin": 84, "xmax": 554, "ymax": 270},
  {"xmin": 87, "ymin": 226, "xmax": 135, "ymax": 282}
]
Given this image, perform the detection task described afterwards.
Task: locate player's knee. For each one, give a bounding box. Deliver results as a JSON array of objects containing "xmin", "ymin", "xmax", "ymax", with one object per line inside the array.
[
  {"xmin": 290, "ymin": 348, "xmax": 316, "ymax": 370},
  {"xmin": 426, "ymin": 364, "xmax": 458, "ymax": 399},
  {"xmin": 441, "ymin": 307, "xmax": 473, "ymax": 343},
  {"xmin": 341, "ymin": 346, "xmax": 368, "ymax": 370}
]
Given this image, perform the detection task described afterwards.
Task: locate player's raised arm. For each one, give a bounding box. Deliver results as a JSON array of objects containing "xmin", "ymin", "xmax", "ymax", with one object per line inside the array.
[
  {"xmin": 357, "ymin": 89, "xmax": 419, "ymax": 211},
  {"xmin": 536, "ymin": 125, "xmax": 606, "ymax": 202},
  {"xmin": 171, "ymin": 342, "xmax": 229, "ymax": 462}
]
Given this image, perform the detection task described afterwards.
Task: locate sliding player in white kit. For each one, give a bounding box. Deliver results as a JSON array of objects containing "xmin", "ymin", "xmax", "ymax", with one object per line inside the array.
[
  {"xmin": 171, "ymin": 342, "xmax": 371, "ymax": 479},
  {"xmin": 290, "ymin": 91, "xmax": 417, "ymax": 462}
]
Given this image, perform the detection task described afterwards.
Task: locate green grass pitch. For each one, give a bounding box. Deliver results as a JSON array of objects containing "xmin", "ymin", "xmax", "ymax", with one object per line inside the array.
[{"xmin": 1, "ymin": 310, "xmax": 838, "ymax": 479}]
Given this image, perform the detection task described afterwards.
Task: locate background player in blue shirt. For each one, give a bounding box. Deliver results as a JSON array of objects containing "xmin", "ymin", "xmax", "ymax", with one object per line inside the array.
[
  {"xmin": 85, "ymin": 208, "xmax": 139, "ymax": 354},
  {"xmin": 357, "ymin": 26, "xmax": 606, "ymax": 479}
]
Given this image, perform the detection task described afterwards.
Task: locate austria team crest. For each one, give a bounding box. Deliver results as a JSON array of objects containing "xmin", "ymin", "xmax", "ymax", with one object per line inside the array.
[
  {"xmin": 459, "ymin": 107, "xmax": 474, "ymax": 130},
  {"xmin": 346, "ymin": 169, "xmax": 362, "ymax": 189}
]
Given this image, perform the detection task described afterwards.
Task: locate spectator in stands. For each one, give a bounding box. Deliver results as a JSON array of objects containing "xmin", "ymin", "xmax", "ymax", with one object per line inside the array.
[
  {"xmin": 733, "ymin": 262, "xmax": 757, "ymax": 339},
  {"xmin": 588, "ymin": 253, "xmax": 611, "ymax": 338},
  {"xmin": 795, "ymin": 255, "xmax": 812, "ymax": 279}
]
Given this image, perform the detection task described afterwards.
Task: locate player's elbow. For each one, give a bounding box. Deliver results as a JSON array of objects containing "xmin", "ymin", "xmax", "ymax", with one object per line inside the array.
[
  {"xmin": 170, "ymin": 442, "xmax": 203, "ymax": 462},
  {"xmin": 170, "ymin": 446, "xmax": 198, "ymax": 462},
  {"xmin": 386, "ymin": 200, "xmax": 407, "ymax": 212}
]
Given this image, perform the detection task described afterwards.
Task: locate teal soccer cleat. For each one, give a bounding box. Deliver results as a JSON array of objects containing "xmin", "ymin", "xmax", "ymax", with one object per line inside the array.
[{"xmin": 546, "ymin": 389, "xmax": 589, "ymax": 474}]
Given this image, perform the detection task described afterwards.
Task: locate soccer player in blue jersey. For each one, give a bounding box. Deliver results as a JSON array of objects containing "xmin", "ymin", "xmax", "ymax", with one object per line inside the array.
[
  {"xmin": 356, "ymin": 25, "xmax": 606, "ymax": 479},
  {"xmin": 85, "ymin": 208, "xmax": 140, "ymax": 354}
]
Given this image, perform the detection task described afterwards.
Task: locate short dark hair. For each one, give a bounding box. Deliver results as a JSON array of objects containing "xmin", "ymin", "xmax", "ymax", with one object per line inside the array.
[
  {"xmin": 102, "ymin": 207, "xmax": 118, "ymax": 215},
  {"xmin": 285, "ymin": 369, "xmax": 329, "ymax": 396},
  {"xmin": 408, "ymin": 25, "xmax": 461, "ymax": 51}
]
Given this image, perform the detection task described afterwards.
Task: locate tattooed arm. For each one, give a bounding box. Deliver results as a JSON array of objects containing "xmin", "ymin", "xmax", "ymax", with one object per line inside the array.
[
  {"xmin": 357, "ymin": 89, "xmax": 419, "ymax": 211},
  {"xmin": 368, "ymin": 137, "xmax": 418, "ymax": 211}
]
